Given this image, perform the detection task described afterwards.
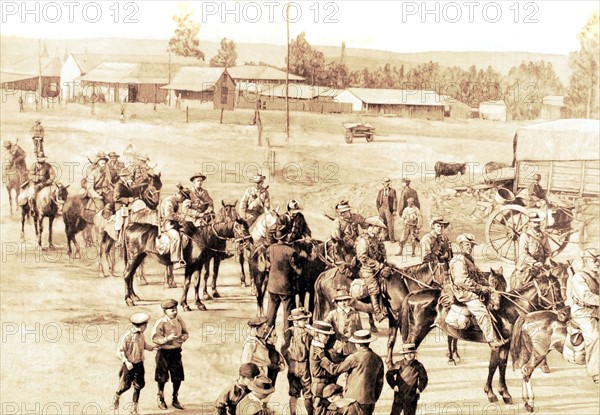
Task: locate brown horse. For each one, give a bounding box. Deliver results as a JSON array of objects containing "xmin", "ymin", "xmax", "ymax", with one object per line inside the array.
[
  {"xmin": 3, "ymin": 145, "xmax": 27, "ymax": 216},
  {"xmin": 21, "ymin": 184, "xmax": 69, "ymax": 249},
  {"xmin": 400, "ymin": 269, "xmax": 563, "ymax": 404}
]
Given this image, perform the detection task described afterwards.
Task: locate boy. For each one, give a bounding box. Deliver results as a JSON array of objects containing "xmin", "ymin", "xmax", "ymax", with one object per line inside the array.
[
  {"xmin": 152, "ymin": 299, "xmax": 189, "ymax": 410},
  {"xmin": 241, "ymin": 316, "xmax": 271, "ymax": 376},
  {"xmin": 325, "ymin": 288, "xmax": 363, "ymax": 357},
  {"xmin": 323, "ymin": 384, "xmax": 360, "ymax": 415},
  {"xmin": 397, "ymin": 198, "xmax": 422, "ymax": 257},
  {"xmin": 282, "ymin": 307, "xmax": 314, "ymax": 415},
  {"xmin": 111, "ymin": 312, "xmax": 157, "ymax": 415},
  {"xmin": 215, "ymin": 362, "xmax": 261, "ymax": 415},
  {"xmin": 236, "ymin": 376, "xmax": 276, "ymax": 415},
  {"xmin": 386, "ymin": 343, "xmax": 428, "ymax": 415}
]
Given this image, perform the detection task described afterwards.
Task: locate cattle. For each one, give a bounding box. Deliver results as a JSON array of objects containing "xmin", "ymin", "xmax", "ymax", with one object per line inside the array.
[
  {"xmin": 483, "ymin": 161, "xmax": 510, "ymax": 173},
  {"xmin": 434, "ymin": 161, "xmax": 466, "ymax": 179}
]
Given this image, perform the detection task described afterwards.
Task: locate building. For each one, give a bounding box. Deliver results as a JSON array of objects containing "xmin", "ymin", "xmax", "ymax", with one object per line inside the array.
[
  {"xmin": 1, "ymin": 57, "xmax": 62, "ymax": 101},
  {"xmin": 440, "ymin": 95, "xmax": 472, "ymax": 118},
  {"xmin": 335, "ymin": 88, "xmax": 445, "ymax": 120},
  {"xmin": 161, "ymin": 67, "xmax": 236, "ymax": 110},
  {"xmin": 228, "ymin": 65, "xmax": 304, "ymax": 85},
  {"xmin": 479, "ymin": 100, "xmax": 507, "ymax": 121},
  {"xmin": 540, "ymin": 95, "xmax": 565, "ymax": 120}
]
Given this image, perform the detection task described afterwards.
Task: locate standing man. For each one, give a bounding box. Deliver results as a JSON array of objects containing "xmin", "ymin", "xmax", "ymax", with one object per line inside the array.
[
  {"xmin": 397, "ymin": 179, "xmax": 420, "ymax": 216},
  {"xmin": 376, "ymin": 177, "xmax": 397, "ymax": 242},
  {"xmin": 30, "ymin": 120, "xmax": 44, "ymax": 155},
  {"xmin": 18, "ymin": 96, "xmax": 24, "ymax": 112},
  {"xmin": 330, "ymin": 201, "xmax": 368, "ymax": 257},
  {"xmin": 307, "ymin": 321, "xmax": 340, "ymax": 415},
  {"xmin": 240, "ymin": 175, "xmax": 271, "ymax": 226},
  {"xmin": 566, "ymin": 249, "xmax": 599, "ymax": 385},
  {"xmin": 449, "ymin": 234, "xmax": 506, "ymax": 348},
  {"xmin": 355, "ymin": 217, "xmax": 392, "ymax": 322},
  {"xmin": 107, "ymin": 151, "xmax": 125, "ymax": 186},
  {"xmin": 152, "ymin": 299, "xmax": 189, "ymax": 410},
  {"xmin": 420, "ymin": 217, "xmax": 452, "ymax": 285},
  {"xmin": 386, "ymin": 343, "xmax": 428, "ymax": 415},
  {"xmin": 322, "ymin": 330, "xmax": 385, "ymax": 415},
  {"xmin": 188, "ymin": 172, "xmax": 214, "ymax": 221},
  {"xmin": 397, "ymin": 198, "xmax": 422, "ymax": 257},
  {"xmin": 511, "ymin": 212, "xmax": 551, "ymax": 291},
  {"xmin": 265, "ymin": 226, "xmax": 302, "ymax": 331},
  {"xmin": 160, "ymin": 184, "xmax": 192, "ymax": 270}
]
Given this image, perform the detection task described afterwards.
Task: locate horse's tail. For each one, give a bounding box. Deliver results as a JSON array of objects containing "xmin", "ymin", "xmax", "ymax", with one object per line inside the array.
[
  {"xmin": 510, "ymin": 314, "xmax": 531, "ymax": 370},
  {"xmin": 313, "ymin": 272, "xmax": 324, "ymax": 320},
  {"xmin": 400, "ymin": 294, "xmax": 414, "ymax": 342}
]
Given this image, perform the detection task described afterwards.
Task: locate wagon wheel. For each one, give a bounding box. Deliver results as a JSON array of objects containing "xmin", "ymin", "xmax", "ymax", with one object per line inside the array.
[
  {"xmin": 545, "ymin": 228, "xmax": 570, "ymax": 258},
  {"xmin": 365, "ymin": 134, "xmax": 374, "ymax": 142},
  {"xmin": 485, "ymin": 204, "xmax": 529, "ymax": 263},
  {"xmin": 345, "ymin": 130, "xmax": 353, "ymax": 144}
]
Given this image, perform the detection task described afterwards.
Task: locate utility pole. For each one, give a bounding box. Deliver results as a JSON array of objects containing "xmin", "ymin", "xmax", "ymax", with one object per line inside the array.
[
  {"xmin": 285, "ymin": 3, "xmax": 290, "ymax": 142},
  {"xmin": 37, "ymin": 39, "xmax": 42, "ymax": 111}
]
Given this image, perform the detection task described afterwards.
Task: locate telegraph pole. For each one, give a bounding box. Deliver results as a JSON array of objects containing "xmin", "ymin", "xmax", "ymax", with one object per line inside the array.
[{"xmin": 285, "ymin": 3, "xmax": 290, "ymax": 142}]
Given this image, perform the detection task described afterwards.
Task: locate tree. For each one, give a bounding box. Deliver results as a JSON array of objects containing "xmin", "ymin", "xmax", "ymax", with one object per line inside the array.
[
  {"xmin": 210, "ymin": 38, "xmax": 238, "ymax": 67},
  {"xmin": 287, "ymin": 32, "xmax": 325, "ymax": 85},
  {"xmin": 168, "ymin": 3, "xmax": 205, "ymax": 61},
  {"xmin": 565, "ymin": 11, "xmax": 599, "ymax": 118}
]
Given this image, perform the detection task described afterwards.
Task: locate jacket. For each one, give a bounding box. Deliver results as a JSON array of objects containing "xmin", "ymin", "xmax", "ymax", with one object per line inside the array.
[
  {"xmin": 266, "ymin": 243, "xmax": 301, "ymax": 295},
  {"xmin": 449, "ymin": 254, "xmax": 484, "ymax": 302},
  {"xmin": 421, "ymin": 231, "xmax": 452, "ymax": 265},
  {"xmin": 376, "ymin": 187, "xmax": 397, "ymax": 213},
  {"xmin": 215, "ymin": 381, "xmax": 249, "ymax": 415},
  {"xmin": 241, "ymin": 186, "xmax": 270, "ymax": 214},
  {"xmin": 282, "ymin": 327, "xmax": 312, "ymax": 363},
  {"xmin": 386, "ymin": 358, "xmax": 428, "ymax": 397},
  {"xmin": 241, "ymin": 336, "xmax": 270, "ymax": 376},
  {"xmin": 189, "ymin": 187, "xmax": 214, "ymax": 214},
  {"xmin": 567, "ymin": 270, "xmax": 599, "ymax": 319},
  {"xmin": 309, "ymin": 341, "xmax": 339, "ymax": 384},
  {"xmin": 277, "ymin": 213, "xmax": 311, "ymax": 244},
  {"xmin": 401, "ymin": 206, "xmax": 422, "ymax": 227},
  {"xmin": 85, "ymin": 165, "xmax": 111, "ymax": 198},
  {"xmin": 29, "ymin": 161, "xmax": 55, "ymax": 186},
  {"xmin": 160, "ymin": 194, "xmax": 188, "ymax": 226},
  {"xmin": 516, "ymin": 228, "xmax": 550, "ymax": 271},
  {"xmin": 30, "ymin": 123, "xmax": 44, "ymax": 138},
  {"xmin": 113, "ymin": 180, "xmax": 135, "ymax": 211},
  {"xmin": 355, "ymin": 234, "xmax": 386, "ymax": 273},
  {"xmin": 324, "ymin": 307, "xmax": 363, "ymax": 355},
  {"xmin": 398, "ymin": 187, "xmax": 420, "ymax": 213},
  {"xmin": 331, "ymin": 214, "xmax": 366, "ymax": 246}
]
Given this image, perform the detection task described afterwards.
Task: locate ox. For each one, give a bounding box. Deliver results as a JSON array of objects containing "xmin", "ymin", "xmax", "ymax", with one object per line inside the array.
[{"xmin": 434, "ymin": 161, "xmax": 466, "ymax": 179}]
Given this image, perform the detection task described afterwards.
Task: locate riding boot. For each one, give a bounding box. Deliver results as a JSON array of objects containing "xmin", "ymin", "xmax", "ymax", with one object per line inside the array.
[{"xmin": 370, "ymin": 293, "xmax": 387, "ymax": 322}]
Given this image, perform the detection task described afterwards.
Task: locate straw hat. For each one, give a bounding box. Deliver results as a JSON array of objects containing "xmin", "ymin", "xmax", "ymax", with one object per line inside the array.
[{"xmin": 348, "ymin": 329, "xmax": 377, "ymax": 344}]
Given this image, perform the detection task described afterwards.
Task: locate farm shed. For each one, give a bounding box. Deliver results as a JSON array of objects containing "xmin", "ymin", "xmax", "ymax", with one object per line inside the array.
[
  {"xmin": 479, "ymin": 100, "xmax": 507, "ymax": 121},
  {"xmin": 228, "ymin": 65, "xmax": 304, "ymax": 85},
  {"xmin": 540, "ymin": 95, "xmax": 565, "ymax": 120},
  {"xmin": 162, "ymin": 67, "xmax": 236, "ymax": 110},
  {"xmin": 1, "ymin": 57, "xmax": 62, "ymax": 99}
]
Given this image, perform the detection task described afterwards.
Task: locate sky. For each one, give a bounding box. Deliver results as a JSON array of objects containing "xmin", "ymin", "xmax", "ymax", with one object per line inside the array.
[{"xmin": 0, "ymin": 1, "xmax": 598, "ymax": 54}]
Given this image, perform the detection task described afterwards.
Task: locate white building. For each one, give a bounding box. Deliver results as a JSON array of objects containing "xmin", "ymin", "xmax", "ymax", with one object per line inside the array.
[{"xmin": 479, "ymin": 100, "xmax": 507, "ymax": 121}]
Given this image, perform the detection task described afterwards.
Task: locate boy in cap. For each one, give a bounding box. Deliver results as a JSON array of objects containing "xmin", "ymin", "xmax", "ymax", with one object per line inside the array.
[
  {"xmin": 215, "ymin": 362, "xmax": 261, "ymax": 415},
  {"xmin": 323, "ymin": 384, "xmax": 359, "ymax": 415},
  {"xmin": 241, "ymin": 316, "xmax": 271, "ymax": 376},
  {"xmin": 307, "ymin": 321, "xmax": 341, "ymax": 415},
  {"xmin": 111, "ymin": 312, "xmax": 157, "ymax": 415},
  {"xmin": 235, "ymin": 376, "xmax": 276, "ymax": 415},
  {"xmin": 282, "ymin": 307, "xmax": 314, "ymax": 415},
  {"xmin": 152, "ymin": 299, "xmax": 189, "ymax": 410},
  {"xmin": 397, "ymin": 197, "xmax": 422, "ymax": 257},
  {"xmin": 386, "ymin": 343, "xmax": 428, "ymax": 415},
  {"xmin": 325, "ymin": 288, "xmax": 362, "ymax": 357}
]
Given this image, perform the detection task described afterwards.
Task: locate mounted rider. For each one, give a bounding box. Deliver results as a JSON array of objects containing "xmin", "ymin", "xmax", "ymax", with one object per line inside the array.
[
  {"xmin": 188, "ymin": 172, "xmax": 214, "ymax": 224},
  {"xmin": 160, "ymin": 183, "xmax": 192, "ymax": 270},
  {"xmin": 23, "ymin": 152, "xmax": 56, "ymax": 206},
  {"xmin": 420, "ymin": 217, "xmax": 453, "ymax": 285},
  {"xmin": 84, "ymin": 152, "xmax": 111, "ymax": 212},
  {"xmin": 106, "ymin": 151, "xmax": 125, "ymax": 186},
  {"xmin": 511, "ymin": 211, "xmax": 551, "ymax": 291},
  {"xmin": 4, "ymin": 140, "xmax": 27, "ymax": 173},
  {"xmin": 330, "ymin": 201, "xmax": 367, "ymax": 262},
  {"xmin": 449, "ymin": 234, "xmax": 507, "ymax": 348},
  {"xmin": 131, "ymin": 154, "xmax": 154, "ymax": 186},
  {"xmin": 355, "ymin": 216, "xmax": 392, "ymax": 323},
  {"xmin": 273, "ymin": 200, "xmax": 313, "ymax": 251},
  {"xmin": 113, "ymin": 168, "xmax": 136, "ymax": 246},
  {"xmin": 565, "ymin": 248, "xmax": 599, "ymax": 385},
  {"xmin": 240, "ymin": 175, "xmax": 271, "ymax": 226}
]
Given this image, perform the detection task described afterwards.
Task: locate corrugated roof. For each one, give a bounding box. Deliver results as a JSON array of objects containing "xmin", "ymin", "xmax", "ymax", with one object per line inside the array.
[
  {"xmin": 69, "ymin": 53, "xmax": 206, "ymax": 74},
  {"xmin": 0, "ymin": 72, "xmax": 38, "ymax": 84},
  {"xmin": 1, "ymin": 57, "xmax": 61, "ymax": 77},
  {"xmin": 542, "ymin": 95, "xmax": 565, "ymax": 106},
  {"xmin": 78, "ymin": 62, "xmax": 175, "ymax": 84},
  {"xmin": 252, "ymin": 83, "xmax": 338, "ymax": 99},
  {"xmin": 228, "ymin": 65, "xmax": 304, "ymax": 82},
  {"xmin": 161, "ymin": 67, "xmax": 228, "ymax": 92},
  {"xmin": 346, "ymin": 88, "xmax": 444, "ymax": 106},
  {"xmin": 515, "ymin": 119, "xmax": 600, "ymax": 162}
]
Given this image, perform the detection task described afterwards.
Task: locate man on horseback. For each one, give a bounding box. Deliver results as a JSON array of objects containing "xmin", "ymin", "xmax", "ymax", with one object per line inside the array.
[
  {"xmin": 355, "ymin": 217, "xmax": 392, "ymax": 323},
  {"xmin": 107, "ymin": 151, "xmax": 125, "ymax": 186},
  {"xmin": 113, "ymin": 168, "xmax": 136, "ymax": 246},
  {"xmin": 420, "ymin": 217, "xmax": 452, "ymax": 285},
  {"xmin": 30, "ymin": 120, "xmax": 44, "ymax": 155},
  {"xmin": 85, "ymin": 152, "xmax": 111, "ymax": 211},
  {"xmin": 160, "ymin": 184, "xmax": 192, "ymax": 270},
  {"xmin": 188, "ymin": 172, "xmax": 214, "ymax": 223},
  {"xmin": 566, "ymin": 248, "xmax": 599, "ymax": 384},
  {"xmin": 512, "ymin": 212, "xmax": 551, "ymax": 291},
  {"xmin": 274, "ymin": 200, "xmax": 312, "ymax": 250},
  {"xmin": 132, "ymin": 154, "xmax": 154, "ymax": 186},
  {"xmin": 330, "ymin": 201, "xmax": 367, "ymax": 262},
  {"xmin": 24, "ymin": 153, "xmax": 56, "ymax": 207},
  {"xmin": 240, "ymin": 175, "xmax": 271, "ymax": 226},
  {"xmin": 4, "ymin": 140, "xmax": 26, "ymax": 172},
  {"xmin": 449, "ymin": 234, "xmax": 507, "ymax": 348}
]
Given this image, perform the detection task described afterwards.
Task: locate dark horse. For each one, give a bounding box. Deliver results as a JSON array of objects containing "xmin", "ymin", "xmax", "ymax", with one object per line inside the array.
[
  {"xmin": 314, "ymin": 261, "xmax": 439, "ymax": 365},
  {"xmin": 122, "ymin": 204, "xmax": 251, "ymax": 308},
  {"xmin": 21, "ymin": 183, "xmax": 69, "ymax": 249},
  {"xmin": 400, "ymin": 269, "xmax": 564, "ymax": 404},
  {"xmin": 63, "ymin": 172, "xmax": 162, "ymax": 259}
]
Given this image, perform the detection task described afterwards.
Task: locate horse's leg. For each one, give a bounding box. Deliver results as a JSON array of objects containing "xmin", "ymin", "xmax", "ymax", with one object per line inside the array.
[
  {"xmin": 180, "ymin": 267, "xmax": 193, "ymax": 312},
  {"xmin": 539, "ymin": 357, "xmax": 550, "ymax": 374},
  {"xmin": 211, "ymin": 258, "xmax": 221, "ymax": 298},
  {"xmin": 21, "ymin": 206, "xmax": 27, "ymax": 242},
  {"xmin": 164, "ymin": 265, "xmax": 176, "ymax": 289},
  {"xmin": 368, "ymin": 313, "xmax": 378, "ymax": 333},
  {"xmin": 124, "ymin": 253, "xmax": 145, "ymax": 306},
  {"xmin": 386, "ymin": 315, "xmax": 398, "ymax": 367},
  {"xmin": 8, "ymin": 188, "xmax": 13, "ymax": 216},
  {"xmin": 136, "ymin": 260, "xmax": 147, "ymax": 287},
  {"xmin": 194, "ymin": 267, "xmax": 208, "ymax": 311},
  {"xmin": 484, "ymin": 348, "xmax": 500, "ymax": 403},
  {"xmin": 447, "ymin": 336, "xmax": 456, "ymax": 365},
  {"xmin": 98, "ymin": 233, "xmax": 109, "ymax": 278},
  {"xmin": 498, "ymin": 345, "xmax": 513, "ymax": 405},
  {"xmin": 453, "ymin": 337, "xmax": 461, "ymax": 363},
  {"xmin": 47, "ymin": 216, "xmax": 56, "ymax": 249},
  {"xmin": 35, "ymin": 214, "xmax": 42, "ymax": 249},
  {"xmin": 239, "ymin": 246, "xmax": 247, "ymax": 287},
  {"xmin": 202, "ymin": 259, "xmax": 212, "ymax": 301}
]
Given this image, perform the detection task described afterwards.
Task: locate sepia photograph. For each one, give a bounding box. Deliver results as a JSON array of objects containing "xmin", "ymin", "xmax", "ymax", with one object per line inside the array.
[{"xmin": 1, "ymin": 1, "xmax": 599, "ymax": 414}]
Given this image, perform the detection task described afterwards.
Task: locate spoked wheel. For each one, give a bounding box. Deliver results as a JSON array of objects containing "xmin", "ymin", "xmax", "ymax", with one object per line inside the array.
[
  {"xmin": 365, "ymin": 134, "xmax": 374, "ymax": 142},
  {"xmin": 486, "ymin": 204, "xmax": 529, "ymax": 263},
  {"xmin": 545, "ymin": 229, "xmax": 570, "ymax": 258},
  {"xmin": 345, "ymin": 130, "xmax": 354, "ymax": 143}
]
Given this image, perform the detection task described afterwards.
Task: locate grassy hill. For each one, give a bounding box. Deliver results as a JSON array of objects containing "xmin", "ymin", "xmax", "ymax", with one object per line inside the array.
[{"xmin": 1, "ymin": 36, "xmax": 571, "ymax": 83}]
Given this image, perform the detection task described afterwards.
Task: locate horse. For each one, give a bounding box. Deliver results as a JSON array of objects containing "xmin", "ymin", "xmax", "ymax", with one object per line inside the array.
[
  {"xmin": 63, "ymin": 172, "xmax": 162, "ymax": 259},
  {"xmin": 313, "ymin": 261, "xmax": 439, "ymax": 362},
  {"xmin": 122, "ymin": 204, "xmax": 251, "ymax": 308},
  {"xmin": 199, "ymin": 201, "xmax": 250, "ymax": 301},
  {"xmin": 20, "ymin": 183, "xmax": 69, "ymax": 249},
  {"xmin": 3, "ymin": 148, "xmax": 27, "ymax": 216},
  {"xmin": 400, "ymin": 269, "xmax": 564, "ymax": 404}
]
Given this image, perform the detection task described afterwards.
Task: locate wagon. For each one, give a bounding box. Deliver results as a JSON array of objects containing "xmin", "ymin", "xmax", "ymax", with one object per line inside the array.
[
  {"xmin": 485, "ymin": 119, "xmax": 600, "ymax": 263},
  {"xmin": 342, "ymin": 122, "xmax": 375, "ymax": 144}
]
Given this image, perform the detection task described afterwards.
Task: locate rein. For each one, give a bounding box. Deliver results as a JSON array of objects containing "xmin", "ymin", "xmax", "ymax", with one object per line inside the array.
[{"xmin": 389, "ymin": 265, "xmax": 436, "ymax": 289}]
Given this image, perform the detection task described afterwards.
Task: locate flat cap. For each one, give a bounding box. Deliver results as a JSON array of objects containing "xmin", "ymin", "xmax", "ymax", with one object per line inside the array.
[
  {"xmin": 129, "ymin": 312, "xmax": 150, "ymax": 325},
  {"xmin": 161, "ymin": 299, "xmax": 178, "ymax": 309},
  {"xmin": 247, "ymin": 316, "xmax": 268, "ymax": 327}
]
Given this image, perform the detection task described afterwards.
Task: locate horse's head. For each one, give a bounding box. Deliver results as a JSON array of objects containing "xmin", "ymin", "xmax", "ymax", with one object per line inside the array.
[
  {"xmin": 141, "ymin": 173, "xmax": 162, "ymax": 210},
  {"xmin": 548, "ymin": 259, "xmax": 570, "ymax": 297},
  {"xmin": 217, "ymin": 199, "xmax": 239, "ymax": 223},
  {"xmin": 233, "ymin": 217, "xmax": 252, "ymax": 243},
  {"xmin": 53, "ymin": 183, "xmax": 69, "ymax": 214},
  {"xmin": 488, "ymin": 267, "xmax": 505, "ymax": 310},
  {"xmin": 540, "ymin": 265, "xmax": 566, "ymax": 307}
]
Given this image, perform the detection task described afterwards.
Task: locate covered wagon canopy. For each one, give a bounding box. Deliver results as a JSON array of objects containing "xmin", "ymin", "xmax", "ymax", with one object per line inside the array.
[{"xmin": 514, "ymin": 118, "xmax": 600, "ymax": 162}]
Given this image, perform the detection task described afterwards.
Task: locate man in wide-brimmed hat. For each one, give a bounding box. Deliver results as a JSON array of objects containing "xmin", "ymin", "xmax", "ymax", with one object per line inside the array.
[
  {"xmin": 282, "ymin": 307, "xmax": 313, "ymax": 415},
  {"xmin": 307, "ymin": 321, "xmax": 340, "ymax": 415},
  {"xmin": 159, "ymin": 183, "xmax": 193, "ymax": 271},
  {"xmin": 106, "ymin": 151, "xmax": 125, "ymax": 185},
  {"xmin": 186, "ymin": 171, "xmax": 214, "ymax": 222},
  {"xmin": 132, "ymin": 154, "xmax": 154, "ymax": 186},
  {"xmin": 511, "ymin": 211, "xmax": 551, "ymax": 291},
  {"xmin": 240, "ymin": 174, "xmax": 271, "ymax": 226},
  {"xmin": 321, "ymin": 330, "xmax": 384, "ymax": 415},
  {"xmin": 566, "ymin": 248, "xmax": 599, "ymax": 384},
  {"xmin": 84, "ymin": 152, "xmax": 111, "ymax": 209},
  {"xmin": 420, "ymin": 217, "xmax": 452, "ymax": 282},
  {"xmin": 325, "ymin": 287, "xmax": 362, "ymax": 357},
  {"xmin": 386, "ymin": 343, "xmax": 428, "ymax": 415},
  {"xmin": 450, "ymin": 234, "xmax": 506, "ymax": 348},
  {"xmin": 330, "ymin": 200, "xmax": 368, "ymax": 261},
  {"xmin": 30, "ymin": 119, "xmax": 45, "ymax": 155},
  {"xmin": 24, "ymin": 152, "xmax": 56, "ymax": 207},
  {"xmin": 355, "ymin": 216, "xmax": 390, "ymax": 322},
  {"xmin": 376, "ymin": 177, "xmax": 398, "ymax": 242},
  {"xmin": 236, "ymin": 376, "xmax": 276, "ymax": 415}
]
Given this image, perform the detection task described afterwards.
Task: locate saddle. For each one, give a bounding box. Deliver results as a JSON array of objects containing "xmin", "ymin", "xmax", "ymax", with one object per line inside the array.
[{"xmin": 438, "ymin": 283, "xmax": 495, "ymax": 331}]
